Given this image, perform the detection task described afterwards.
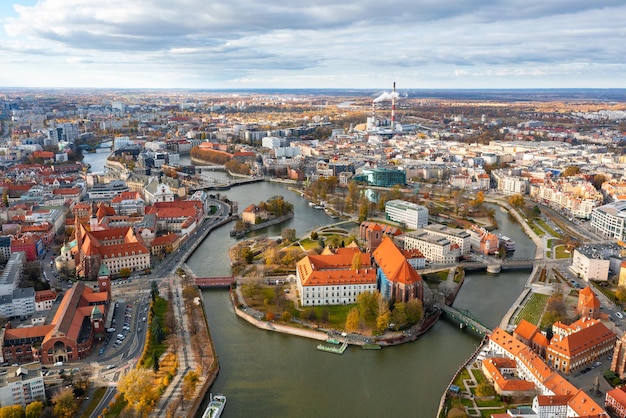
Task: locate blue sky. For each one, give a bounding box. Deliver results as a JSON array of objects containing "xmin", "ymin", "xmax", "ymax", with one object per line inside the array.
[{"xmin": 1, "ymin": 0, "xmax": 625, "ymax": 89}]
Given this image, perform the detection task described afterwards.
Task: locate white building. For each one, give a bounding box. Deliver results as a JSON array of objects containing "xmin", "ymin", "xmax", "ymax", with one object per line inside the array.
[
  {"xmin": 385, "ymin": 200, "xmax": 428, "ymax": 229},
  {"xmin": 590, "ymin": 201, "xmax": 626, "ymax": 240},
  {"xmin": 402, "ymin": 231, "xmax": 460, "ymax": 264},
  {"xmin": 423, "ymin": 223, "xmax": 471, "ymax": 255},
  {"xmin": 0, "ymin": 363, "xmax": 46, "ymax": 408},
  {"xmin": 144, "ymin": 180, "xmax": 175, "ymax": 205},
  {"xmin": 570, "ymin": 244, "xmax": 620, "ymax": 282}
]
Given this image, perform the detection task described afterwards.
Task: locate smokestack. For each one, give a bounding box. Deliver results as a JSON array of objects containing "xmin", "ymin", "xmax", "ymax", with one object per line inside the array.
[{"xmin": 391, "ymin": 82, "xmax": 396, "ymax": 131}]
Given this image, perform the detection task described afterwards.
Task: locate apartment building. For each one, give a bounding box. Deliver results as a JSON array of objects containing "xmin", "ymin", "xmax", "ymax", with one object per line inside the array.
[
  {"xmin": 402, "ymin": 231, "xmax": 459, "ymax": 264},
  {"xmin": 385, "ymin": 200, "xmax": 428, "ymax": 229},
  {"xmin": 591, "ymin": 201, "xmax": 626, "ymax": 240}
]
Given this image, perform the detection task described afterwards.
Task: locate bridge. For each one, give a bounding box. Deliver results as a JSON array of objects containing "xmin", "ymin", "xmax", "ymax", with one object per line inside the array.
[
  {"xmin": 188, "ymin": 177, "xmax": 265, "ymax": 192},
  {"xmin": 440, "ymin": 305, "xmax": 492, "ymax": 337},
  {"xmin": 195, "ymin": 165, "xmax": 225, "ymax": 172},
  {"xmin": 194, "ymin": 276, "xmax": 235, "ymax": 288}
]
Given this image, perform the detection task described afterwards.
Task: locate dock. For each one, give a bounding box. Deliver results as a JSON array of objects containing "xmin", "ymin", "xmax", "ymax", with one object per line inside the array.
[{"xmin": 316, "ymin": 341, "xmax": 348, "ymax": 354}]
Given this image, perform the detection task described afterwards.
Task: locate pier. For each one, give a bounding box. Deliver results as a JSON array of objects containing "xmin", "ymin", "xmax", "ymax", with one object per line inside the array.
[{"xmin": 194, "ymin": 276, "xmax": 235, "ymax": 288}]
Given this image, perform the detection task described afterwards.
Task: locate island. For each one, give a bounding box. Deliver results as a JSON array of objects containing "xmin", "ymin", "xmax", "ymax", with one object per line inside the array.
[{"xmin": 230, "ymin": 195, "xmax": 294, "ymax": 237}]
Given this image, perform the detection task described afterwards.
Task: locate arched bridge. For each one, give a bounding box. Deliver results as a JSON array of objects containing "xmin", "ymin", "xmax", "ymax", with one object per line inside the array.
[
  {"xmin": 194, "ymin": 276, "xmax": 234, "ymax": 288},
  {"xmin": 441, "ymin": 305, "xmax": 492, "ymax": 337}
]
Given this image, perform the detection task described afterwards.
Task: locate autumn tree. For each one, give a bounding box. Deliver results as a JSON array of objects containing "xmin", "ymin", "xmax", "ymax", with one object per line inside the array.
[
  {"xmin": 475, "ymin": 381, "xmax": 496, "ymax": 397},
  {"xmin": 405, "ymin": 299, "xmax": 424, "ymax": 324},
  {"xmin": 25, "ymin": 401, "xmax": 43, "ymax": 418},
  {"xmin": 345, "ymin": 307, "xmax": 360, "ymax": 332},
  {"xmin": 541, "ymin": 292, "xmax": 568, "ymax": 328},
  {"xmin": 356, "ymin": 291, "xmax": 377, "ymax": 322},
  {"xmin": 616, "ymin": 286, "xmax": 626, "ymax": 302},
  {"xmin": 592, "ymin": 174, "xmax": 608, "ymax": 191},
  {"xmin": 52, "ymin": 388, "xmax": 78, "ymax": 418},
  {"xmin": 281, "ymin": 228, "xmax": 296, "ymax": 242},
  {"xmin": 0, "ymin": 405, "xmax": 24, "ymax": 418},
  {"xmin": 118, "ymin": 369, "xmax": 159, "ymax": 415},
  {"xmin": 508, "ymin": 193, "xmax": 525, "ymax": 208},
  {"xmin": 351, "ymin": 252, "xmax": 362, "ymax": 271},
  {"xmin": 182, "ymin": 371, "xmax": 200, "ymax": 401},
  {"xmin": 561, "ymin": 165, "xmax": 581, "ymax": 177},
  {"xmin": 390, "ymin": 302, "xmax": 407, "ymax": 330}
]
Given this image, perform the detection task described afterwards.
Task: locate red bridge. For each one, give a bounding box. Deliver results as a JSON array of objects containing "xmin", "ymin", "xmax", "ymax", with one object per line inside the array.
[{"xmin": 194, "ymin": 276, "xmax": 235, "ymax": 288}]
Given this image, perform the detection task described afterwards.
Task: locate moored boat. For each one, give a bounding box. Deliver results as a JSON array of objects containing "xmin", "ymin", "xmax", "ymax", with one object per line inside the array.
[
  {"xmin": 202, "ymin": 393, "xmax": 226, "ymax": 418},
  {"xmin": 498, "ymin": 235, "xmax": 516, "ymax": 252}
]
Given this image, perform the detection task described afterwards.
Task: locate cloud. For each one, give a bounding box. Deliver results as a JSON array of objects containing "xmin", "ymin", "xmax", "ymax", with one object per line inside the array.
[{"xmin": 1, "ymin": 0, "xmax": 626, "ymax": 88}]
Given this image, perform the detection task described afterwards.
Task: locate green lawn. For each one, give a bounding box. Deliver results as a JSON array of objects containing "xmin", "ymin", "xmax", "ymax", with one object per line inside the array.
[
  {"xmin": 471, "ymin": 369, "xmax": 486, "ymax": 384},
  {"xmin": 554, "ymin": 245, "xmax": 571, "ymax": 259},
  {"xmin": 453, "ymin": 368, "xmax": 471, "ymax": 387},
  {"xmin": 139, "ymin": 296, "xmax": 169, "ymax": 369},
  {"xmin": 514, "ymin": 293, "xmax": 548, "ymax": 325},
  {"xmin": 536, "ymin": 219, "xmax": 558, "ymax": 236},
  {"xmin": 527, "ymin": 220, "xmax": 545, "ymax": 237},
  {"xmin": 298, "ymin": 238, "xmax": 320, "ymax": 250}
]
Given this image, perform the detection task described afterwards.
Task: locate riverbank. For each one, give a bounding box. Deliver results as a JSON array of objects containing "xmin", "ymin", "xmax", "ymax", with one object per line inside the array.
[{"xmin": 230, "ymin": 212, "xmax": 294, "ymax": 237}]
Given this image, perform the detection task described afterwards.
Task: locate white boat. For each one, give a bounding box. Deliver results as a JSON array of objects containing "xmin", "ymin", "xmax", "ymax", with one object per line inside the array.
[
  {"xmin": 202, "ymin": 393, "xmax": 226, "ymax": 418},
  {"xmin": 498, "ymin": 235, "xmax": 516, "ymax": 252}
]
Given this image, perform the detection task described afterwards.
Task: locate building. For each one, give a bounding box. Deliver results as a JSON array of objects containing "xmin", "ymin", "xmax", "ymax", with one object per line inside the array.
[
  {"xmin": 111, "ymin": 191, "xmax": 146, "ymax": 216},
  {"xmin": 611, "ymin": 333, "xmax": 626, "ymax": 379},
  {"xmin": 513, "ymin": 319, "xmax": 549, "ymax": 358},
  {"xmin": 295, "ymin": 247, "xmax": 376, "ymax": 306},
  {"xmin": 0, "ymin": 288, "xmax": 35, "ymax": 319},
  {"xmin": 481, "ymin": 357, "xmax": 537, "ymax": 397},
  {"xmin": 385, "ymin": 200, "xmax": 428, "ymax": 229},
  {"xmin": 34, "ymin": 289, "xmax": 57, "ymax": 311},
  {"xmin": 10, "ymin": 235, "xmax": 39, "ymax": 262},
  {"xmin": 570, "ymin": 244, "xmax": 622, "ymax": 282},
  {"xmin": 546, "ymin": 318, "xmax": 616, "ymax": 374},
  {"xmin": 73, "ymin": 217, "xmax": 150, "ymax": 280},
  {"xmin": 591, "ymin": 201, "xmax": 626, "ymax": 241},
  {"xmin": 0, "ymin": 252, "xmax": 25, "ymax": 296},
  {"xmin": 423, "ymin": 223, "xmax": 471, "ymax": 255},
  {"xmin": 144, "ymin": 180, "xmax": 175, "ymax": 205},
  {"xmin": 372, "ymin": 236, "xmax": 423, "ymax": 303},
  {"xmin": 0, "ymin": 275, "xmax": 111, "ymax": 365},
  {"xmin": 87, "ymin": 180, "xmax": 129, "ymax": 200},
  {"xmin": 354, "ymin": 167, "xmax": 406, "ymax": 187},
  {"xmin": 577, "ymin": 286, "xmax": 601, "ymax": 319},
  {"xmin": 0, "ymin": 237, "xmax": 11, "ymax": 261},
  {"xmin": 466, "ymin": 224, "xmax": 500, "ymax": 255},
  {"xmin": 241, "ymin": 204, "xmax": 268, "ymax": 224},
  {"xmin": 402, "ymin": 231, "xmax": 460, "ymax": 264},
  {"xmin": 488, "ymin": 328, "xmax": 607, "ymax": 416},
  {"xmin": 606, "ymin": 386, "xmax": 626, "ymax": 418},
  {"xmin": 359, "ymin": 221, "xmax": 402, "ymax": 253},
  {"xmin": 0, "ymin": 362, "xmax": 45, "ymax": 408}
]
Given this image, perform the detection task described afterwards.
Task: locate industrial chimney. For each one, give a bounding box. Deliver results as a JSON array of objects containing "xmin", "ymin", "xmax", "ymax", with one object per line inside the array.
[{"xmin": 391, "ymin": 81, "xmax": 396, "ymax": 131}]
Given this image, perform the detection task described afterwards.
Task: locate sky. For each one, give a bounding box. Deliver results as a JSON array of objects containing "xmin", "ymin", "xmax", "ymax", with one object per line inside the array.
[{"xmin": 1, "ymin": 0, "xmax": 625, "ymax": 90}]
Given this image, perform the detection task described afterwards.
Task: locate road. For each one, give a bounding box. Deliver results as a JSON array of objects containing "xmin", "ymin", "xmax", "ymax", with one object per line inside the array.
[{"xmin": 88, "ymin": 198, "xmax": 232, "ymax": 417}]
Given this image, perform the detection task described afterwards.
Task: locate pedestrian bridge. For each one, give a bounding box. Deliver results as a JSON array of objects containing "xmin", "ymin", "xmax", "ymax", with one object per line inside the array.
[{"xmin": 440, "ymin": 305, "xmax": 492, "ymax": 337}]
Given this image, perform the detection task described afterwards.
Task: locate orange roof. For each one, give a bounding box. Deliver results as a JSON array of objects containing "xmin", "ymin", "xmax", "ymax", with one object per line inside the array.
[
  {"xmin": 151, "ymin": 233, "xmax": 179, "ymax": 246},
  {"xmin": 52, "ymin": 187, "xmax": 81, "ymax": 195},
  {"xmin": 514, "ymin": 319, "xmax": 540, "ymax": 342},
  {"xmin": 373, "ymin": 236, "xmax": 422, "ymax": 286},
  {"xmin": 579, "ymin": 286, "xmax": 601, "ymax": 309},
  {"xmin": 548, "ymin": 319, "xmax": 615, "ymax": 358},
  {"xmin": 297, "ymin": 248, "xmax": 375, "ymax": 287},
  {"xmin": 567, "ymin": 389, "xmax": 605, "ymax": 417}
]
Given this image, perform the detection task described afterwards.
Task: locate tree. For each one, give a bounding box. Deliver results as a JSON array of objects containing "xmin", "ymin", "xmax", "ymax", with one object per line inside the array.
[
  {"xmin": 390, "ymin": 302, "xmax": 407, "ymax": 330},
  {"xmin": 356, "ymin": 291, "xmax": 377, "ymax": 322},
  {"xmin": 26, "ymin": 401, "xmax": 43, "ymax": 418},
  {"xmin": 475, "ymin": 381, "xmax": 496, "ymax": 397},
  {"xmin": 376, "ymin": 310, "xmax": 391, "ymax": 332},
  {"xmin": 182, "ymin": 371, "xmax": 200, "ymax": 401},
  {"xmin": 310, "ymin": 231, "xmax": 318, "ymax": 240},
  {"xmin": 592, "ymin": 174, "xmax": 608, "ymax": 191},
  {"xmin": 281, "ymin": 228, "xmax": 296, "ymax": 242},
  {"xmin": 405, "ymin": 299, "xmax": 424, "ymax": 324},
  {"xmin": 561, "ymin": 165, "xmax": 581, "ymax": 177},
  {"xmin": 119, "ymin": 268, "xmax": 131, "ymax": 278},
  {"xmin": 150, "ymin": 280, "xmax": 159, "ymax": 301},
  {"xmin": 0, "ymin": 405, "xmax": 24, "ymax": 418},
  {"xmin": 345, "ymin": 307, "xmax": 360, "ymax": 332},
  {"xmin": 616, "ymin": 286, "xmax": 626, "ymax": 302},
  {"xmin": 508, "ymin": 193, "xmax": 525, "ymax": 208},
  {"xmin": 351, "ymin": 252, "xmax": 362, "ymax": 271},
  {"xmin": 117, "ymin": 369, "xmax": 159, "ymax": 415},
  {"xmin": 52, "ymin": 388, "xmax": 78, "ymax": 418}
]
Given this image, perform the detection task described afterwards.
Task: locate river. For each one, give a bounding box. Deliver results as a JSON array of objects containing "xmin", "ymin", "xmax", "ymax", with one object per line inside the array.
[{"xmin": 81, "ymin": 152, "xmax": 535, "ymax": 417}]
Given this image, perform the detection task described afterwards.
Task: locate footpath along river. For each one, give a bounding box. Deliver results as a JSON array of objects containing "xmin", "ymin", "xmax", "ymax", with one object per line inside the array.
[{"xmin": 80, "ymin": 152, "xmax": 536, "ymax": 417}]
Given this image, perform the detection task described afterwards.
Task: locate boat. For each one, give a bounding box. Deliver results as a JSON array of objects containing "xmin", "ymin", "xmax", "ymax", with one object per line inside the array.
[
  {"xmin": 313, "ymin": 205, "xmax": 324, "ymax": 210},
  {"xmin": 202, "ymin": 393, "xmax": 226, "ymax": 418},
  {"xmin": 362, "ymin": 344, "xmax": 382, "ymax": 350},
  {"xmin": 325, "ymin": 338, "xmax": 341, "ymax": 345}
]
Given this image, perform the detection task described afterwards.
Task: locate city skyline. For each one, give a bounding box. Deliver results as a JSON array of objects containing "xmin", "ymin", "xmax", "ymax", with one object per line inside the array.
[{"xmin": 1, "ymin": 0, "xmax": 625, "ymax": 90}]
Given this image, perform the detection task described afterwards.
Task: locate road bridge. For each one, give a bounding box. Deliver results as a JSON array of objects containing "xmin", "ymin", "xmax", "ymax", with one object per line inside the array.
[
  {"xmin": 440, "ymin": 305, "xmax": 492, "ymax": 337},
  {"xmin": 188, "ymin": 177, "xmax": 264, "ymax": 192},
  {"xmin": 194, "ymin": 276, "xmax": 234, "ymax": 288}
]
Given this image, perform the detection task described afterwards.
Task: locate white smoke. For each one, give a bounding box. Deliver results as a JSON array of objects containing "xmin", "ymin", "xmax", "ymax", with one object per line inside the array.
[{"xmin": 373, "ymin": 90, "xmax": 400, "ymax": 103}]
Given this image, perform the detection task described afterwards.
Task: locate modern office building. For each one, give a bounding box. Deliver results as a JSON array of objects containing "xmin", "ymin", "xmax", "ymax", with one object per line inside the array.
[
  {"xmin": 591, "ymin": 201, "xmax": 626, "ymax": 240},
  {"xmin": 385, "ymin": 200, "xmax": 428, "ymax": 229}
]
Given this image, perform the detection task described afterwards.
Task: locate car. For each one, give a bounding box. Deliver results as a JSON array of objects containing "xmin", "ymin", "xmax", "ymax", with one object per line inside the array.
[
  {"xmin": 616, "ymin": 312, "xmax": 624, "ymax": 319},
  {"xmin": 106, "ymin": 364, "xmax": 116, "ymax": 370},
  {"xmin": 54, "ymin": 361, "xmax": 63, "ymax": 367}
]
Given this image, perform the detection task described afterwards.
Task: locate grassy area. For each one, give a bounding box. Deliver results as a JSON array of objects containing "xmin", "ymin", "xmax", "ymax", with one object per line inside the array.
[
  {"xmin": 547, "ymin": 239, "xmax": 553, "ymax": 249},
  {"xmin": 527, "ymin": 220, "xmax": 545, "ymax": 237},
  {"xmin": 304, "ymin": 304, "xmax": 355, "ymax": 329},
  {"xmin": 554, "ymin": 245, "xmax": 571, "ymax": 259},
  {"xmin": 423, "ymin": 270, "xmax": 449, "ymax": 282},
  {"xmin": 475, "ymin": 397, "xmax": 503, "ymax": 407},
  {"xmin": 453, "ymin": 368, "xmax": 471, "ymax": 387},
  {"xmin": 139, "ymin": 296, "xmax": 169, "ymax": 369},
  {"xmin": 481, "ymin": 408, "xmax": 508, "ymax": 417},
  {"xmin": 591, "ymin": 281, "xmax": 618, "ymax": 303},
  {"xmin": 472, "ymin": 369, "xmax": 486, "ymax": 384},
  {"xmin": 536, "ymin": 219, "xmax": 558, "ymax": 236},
  {"xmin": 298, "ymin": 238, "xmax": 319, "ymax": 250},
  {"xmin": 103, "ymin": 394, "xmax": 127, "ymax": 417},
  {"xmin": 80, "ymin": 387, "xmax": 107, "ymax": 418},
  {"xmin": 514, "ymin": 293, "xmax": 548, "ymax": 325}
]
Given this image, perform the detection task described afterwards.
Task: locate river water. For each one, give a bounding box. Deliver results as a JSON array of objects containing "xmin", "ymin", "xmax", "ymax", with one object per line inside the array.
[{"xmin": 81, "ymin": 152, "xmax": 535, "ymax": 417}]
